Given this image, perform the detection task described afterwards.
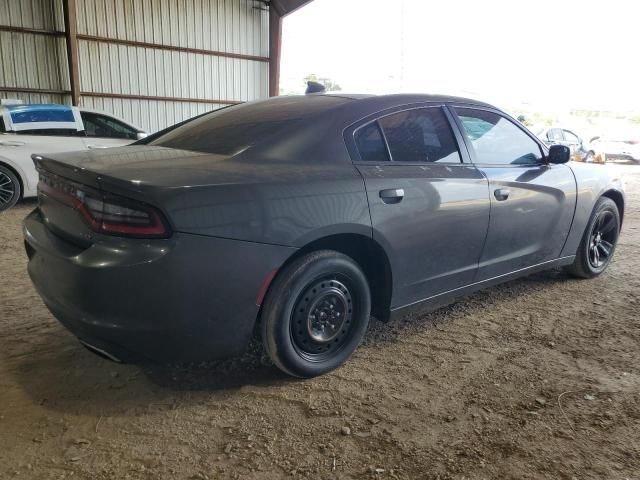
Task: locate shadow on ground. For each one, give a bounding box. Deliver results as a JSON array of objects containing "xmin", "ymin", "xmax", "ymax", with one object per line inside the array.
[{"xmin": 4, "ymin": 268, "xmax": 568, "ymax": 418}]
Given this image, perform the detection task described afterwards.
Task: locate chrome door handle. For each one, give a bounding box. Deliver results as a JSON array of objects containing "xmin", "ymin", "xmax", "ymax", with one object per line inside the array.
[
  {"xmin": 494, "ymin": 188, "xmax": 511, "ymax": 201},
  {"xmin": 379, "ymin": 188, "xmax": 404, "ymax": 204}
]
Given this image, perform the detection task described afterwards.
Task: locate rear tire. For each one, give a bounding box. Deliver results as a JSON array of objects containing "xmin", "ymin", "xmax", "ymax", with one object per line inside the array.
[
  {"xmin": 0, "ymin": 165, "xmax": 21, "ymax": 212},
  {"xmin": 565, "ymin": 197, "xmax": 620, "ymax": 279},
  {"xmin": 261, "ymin": 250, "xmax": 371, "ymax": 378}
]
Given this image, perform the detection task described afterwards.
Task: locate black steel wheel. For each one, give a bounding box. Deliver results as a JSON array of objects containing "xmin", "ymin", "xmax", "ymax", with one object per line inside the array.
[
  {"xmin": 290, "ymin": 276, "xmax": 355, "ymax": 361},
  {"xmin": 566, "ymin": 197, "xmax": 620, "ymax": 278},
  {"xmin": 0, "ymin": 165, "xmax": 21, "ymax": 212},
  {"xmin": 261, "ymin": 250, "xmax": 371, "ymax": 378}
]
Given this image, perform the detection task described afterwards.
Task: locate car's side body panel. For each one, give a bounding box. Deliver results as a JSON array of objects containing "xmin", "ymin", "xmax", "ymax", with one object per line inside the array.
[
  {"xmin": 445, "ymin": 104, "xmax": 579, "ymax": 281},
  {"xmin": 356, "ymin": 162, "xmax": 490, "ymax": 308},
  {"xmin": 560, "ymin": 161, "xmax": 625, "ymax": 257},
  {"xmin": 388, "ymin": 255, "xmax": 576, "ymax": 321},
  {"xmin": 24, "ymin": 208, "xmax": 295, "ymax": 362},
  {"xmin": 472, "ymin": 163, "xmax": 577, "ymax": 280},
  {"xmin": 35, "ymin": 145, "xmax": 373, "ymax": 248},
  {"xmin": 1, "ymin": 134, "xmax": 87, "ymax": 196}
]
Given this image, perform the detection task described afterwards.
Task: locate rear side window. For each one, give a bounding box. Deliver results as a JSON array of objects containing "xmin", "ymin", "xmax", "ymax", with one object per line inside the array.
[
  {"xmin": 456, "ymin": 108, "xmax": 543, "ymax": 165},
  {"xmin": 563, "ymin": 130, "xmax": 579, "ymax": 143},
  {"xmin": 547, "ymin": 128, "xmax": 563, "ymax": 142},
  {"xmin": 354, "ymin": 122, "xmax": 389, "ymax": 162},
  {"xmin": 81, "ymin": 112, "xmax": 138, "ymax": 140},
  {"xmin": 378, "ymin": 108, "xmax": 461, "ymax": 163}
]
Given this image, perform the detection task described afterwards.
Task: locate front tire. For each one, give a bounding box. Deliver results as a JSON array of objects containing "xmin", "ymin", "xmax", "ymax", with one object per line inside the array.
[
  {"xmin": 0, "ymin": 165, "xmax": 21, "ymax": 212},
  {"xmin": 261, "ymin": 250, "xmax": 371, "ymax": 378},
  {"xmin": 565, "ymin": 197, "xmax": 620, "ymax": 279}
]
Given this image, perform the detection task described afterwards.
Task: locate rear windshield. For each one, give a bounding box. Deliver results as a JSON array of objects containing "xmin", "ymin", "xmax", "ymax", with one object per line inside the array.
[{"xmin": 148, "ymin": 96, "xmax": 351, "ymax": 155}]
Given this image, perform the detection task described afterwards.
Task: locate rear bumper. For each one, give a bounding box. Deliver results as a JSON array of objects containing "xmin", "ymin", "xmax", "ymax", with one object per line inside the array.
[{"xmin": 23, "ymin": 209, "xmax": 295, "ymax": 362}]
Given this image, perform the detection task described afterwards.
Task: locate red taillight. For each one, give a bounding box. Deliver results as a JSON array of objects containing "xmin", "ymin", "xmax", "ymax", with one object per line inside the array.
[{"xmin": 38, "ymin": 172, "xmax": 171, "ymax": 238}]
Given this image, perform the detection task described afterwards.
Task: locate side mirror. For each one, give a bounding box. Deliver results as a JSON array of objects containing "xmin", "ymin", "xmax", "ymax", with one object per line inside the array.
[
  {"xmin": 136, "ymin": 132, "xmax": 148, "ymax": 140},
  {"xmin": 547, "ymin": 144, "xmax": 571, "ymax": 164}
]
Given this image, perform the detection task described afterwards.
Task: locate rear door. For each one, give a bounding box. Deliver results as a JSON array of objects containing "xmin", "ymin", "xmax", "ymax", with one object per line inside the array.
[
  {"xmin": 450, "ymin": 106, "xmax": 576, "ymax": 280},
  {"xmin": 347, "ymin": 105, "xmax": 490, "ymax": 309}
]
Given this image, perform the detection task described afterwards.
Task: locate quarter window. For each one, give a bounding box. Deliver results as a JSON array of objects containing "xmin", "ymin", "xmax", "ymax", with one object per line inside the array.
[
  {"xmin": 456, "ymin": 108, "xmax": 543, "ymax": 165},
  {"xmin": 378, "ymin": 108, "xmax": 461, "ymax": 163},
  {"xmin": 354, "ymin": 122, "xmax": 390, "ymax": 162}
]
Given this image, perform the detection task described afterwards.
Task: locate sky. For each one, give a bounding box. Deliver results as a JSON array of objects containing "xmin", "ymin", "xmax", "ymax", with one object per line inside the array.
[{"xmin": 281, "ymin": 0, "xmax": 640, "ymax": 113}]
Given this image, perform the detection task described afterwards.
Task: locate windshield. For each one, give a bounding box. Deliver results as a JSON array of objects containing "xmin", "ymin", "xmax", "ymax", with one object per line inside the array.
[{"xmin": 147, "ymin": 96, "xmax": 351, "ymax": 155}]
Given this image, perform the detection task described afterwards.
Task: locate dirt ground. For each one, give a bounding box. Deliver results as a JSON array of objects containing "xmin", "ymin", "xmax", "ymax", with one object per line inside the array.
[{"xmin": 1, "ymin": 166, "xmax": 639, "ymax": 480}]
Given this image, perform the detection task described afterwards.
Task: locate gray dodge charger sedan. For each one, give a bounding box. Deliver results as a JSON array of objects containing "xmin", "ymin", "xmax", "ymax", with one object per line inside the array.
[{"xmin": 23, "ymin": 94, "xmax": 625, "ymax": 377}]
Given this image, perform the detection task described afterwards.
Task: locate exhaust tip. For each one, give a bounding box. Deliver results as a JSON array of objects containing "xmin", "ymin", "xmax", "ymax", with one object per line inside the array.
[{"xmin": 81, "ymin": 341, "xmax": 123, "ymax": 363}]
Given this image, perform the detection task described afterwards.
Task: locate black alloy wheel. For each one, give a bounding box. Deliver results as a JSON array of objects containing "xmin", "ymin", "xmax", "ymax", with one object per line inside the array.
[
  {"xmin": 0, "ymin": 166, "xmax": 20, "ymax": 212},
  {"xmin": 566, "ymin": 197, "xmax": 620, "ymax": 278},
  {"xmin": 587, "ymin": 210, "xmax": 617, "ymax": 270}
]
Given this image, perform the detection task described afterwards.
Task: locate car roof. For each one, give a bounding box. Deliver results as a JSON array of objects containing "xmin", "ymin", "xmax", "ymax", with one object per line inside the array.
[
  {"xmin": 250, "ymin": 93, "xmax": 496, "ymax": 128},
  {"xmin": 283, "ymin": 92, "xmax": 493, "ymax": 108}
]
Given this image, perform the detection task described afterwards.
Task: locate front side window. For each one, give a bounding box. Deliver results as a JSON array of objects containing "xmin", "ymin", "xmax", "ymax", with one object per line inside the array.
[
  {"xmin": 456, "ymin": 108, "xmax": 543, "ymax": 165},
  {"xmin": 378, "ymin": 108, "xmax": 461, "ymax": 163},
  {"xmin": 81, "ymin": 112, "xmax": 138, "ymax": 140}
]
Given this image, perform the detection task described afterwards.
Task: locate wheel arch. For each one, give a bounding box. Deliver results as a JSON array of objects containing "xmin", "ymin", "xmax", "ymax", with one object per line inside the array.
[
  {"xmin": 601, "ymin": 189, "xmax": 624, "ymax": 226},
  {"xmin": 0, "ymin": 158, "xmax": 25, "ymax": 200},
  {"xmin": 264, "ymin": 233, "xmax": 393, "ymax": 322}
]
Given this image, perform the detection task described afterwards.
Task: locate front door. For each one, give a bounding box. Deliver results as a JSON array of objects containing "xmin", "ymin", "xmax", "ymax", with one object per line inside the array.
[
  {"xmin": 350, "ymin": 106, "xmax": 491, "ymax": 309},
  {"xmin": 451, "ymin": 106, "xmax": 577, "ymax": 280}
]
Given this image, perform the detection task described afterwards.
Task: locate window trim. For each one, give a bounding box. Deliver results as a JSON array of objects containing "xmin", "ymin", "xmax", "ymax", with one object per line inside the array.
[
  {"xmin": 346, "ymin": 104, "xmax": 468, "ymax": 166},
  {"xmin": 447, "ymin": 104, "xmax": 549, "ymax": 167}
]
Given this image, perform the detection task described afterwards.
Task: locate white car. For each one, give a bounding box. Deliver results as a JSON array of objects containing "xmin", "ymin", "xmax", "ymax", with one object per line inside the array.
[
  {"xmin": 532, "ymin": 126, "xmax": 595, "ymax": 161},
  {"xmin": 590, "ymin": 136, "xmax": 640, "ymax": 163},
  {"xmin": 0, "ymin": 103, "xmax": 146, "ymax": 211}
]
